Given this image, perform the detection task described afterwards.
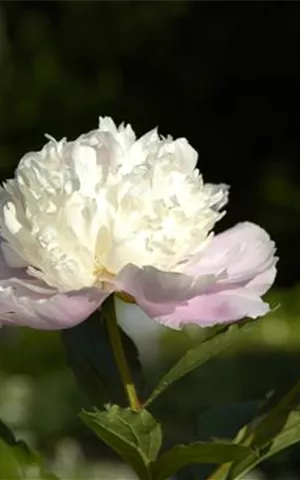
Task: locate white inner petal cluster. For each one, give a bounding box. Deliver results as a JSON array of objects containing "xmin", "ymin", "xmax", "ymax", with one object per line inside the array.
[{"xmin": 0, "ymin": 117, "xmax": 228, "ymax": 292}]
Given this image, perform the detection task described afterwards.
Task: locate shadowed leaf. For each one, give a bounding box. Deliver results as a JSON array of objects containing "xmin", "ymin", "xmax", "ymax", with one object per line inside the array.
[{"xmin": 62, "ymin": 307, "xmax": 144, "ymax": 408}]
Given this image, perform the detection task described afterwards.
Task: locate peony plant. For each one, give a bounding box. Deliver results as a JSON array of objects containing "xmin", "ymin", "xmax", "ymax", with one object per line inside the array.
[{"xmin": 0, "ymin": 118, "xmax": 299, "ymax": 480}]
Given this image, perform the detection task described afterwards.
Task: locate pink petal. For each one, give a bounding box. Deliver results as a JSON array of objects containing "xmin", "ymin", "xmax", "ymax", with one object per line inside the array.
[
  {"xmin": 114, "ymin": 263, "xmax": 218, "ymax": 327},
  {"xmin": 246, "ymin": 266, "xmax": 277, "ymax": 296},
  {"xmin": 153, "ymin": 288, "xmax": 270, "ymax": 329},
  {"xmin": 115, "ymin": 263, "xmax": 216, "ymax": 307},
  {"xmin": 0, "ymin": 241, "xmax": 109, "ymax": 330},
  {"xmin": 0, "ymin": 286, "xmax": 109, "ymax": 330},
  {"xmin": 186, "ymin": 222, "xmax": 277, "ymax": 291},
  {"xmin": 116, "ymin": 223, "xmax": 277, "ymax": 329}
]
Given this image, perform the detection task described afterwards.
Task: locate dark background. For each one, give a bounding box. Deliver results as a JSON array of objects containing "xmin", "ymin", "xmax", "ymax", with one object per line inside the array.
[
  {"xmin": 1, "ymin": 1, "xmax": 300, "ymax": 287},
  {"xmin": 0, "ymin": 2, "xmax": 300, "ymax": 479}
]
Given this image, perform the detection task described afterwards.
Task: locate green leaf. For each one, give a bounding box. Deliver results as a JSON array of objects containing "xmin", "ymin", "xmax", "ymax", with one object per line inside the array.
[
  {"xmin": 145, "ymin": 321, "xmax": 254, "ymax": 406},
  {"xmin": 151, "ymin": 442, "xmax": 253, "ymax": 480},
  {"xmin": 260, "ymin": 409, "xmax": 300, "ymax": 459},
  {"xmin": 219, "ymin": 380, "xmax": 300, "ymax": 480},
  {"xmin": 0, "ymin": 420, "xmax": 58, "ymax": 479},
  {"xmin": 80, "ymin": 404, "xmax": 162, "ymax": 480},
  {"xmin": 12, "ymin": 441, "xmax": 58, "ymax": 479},
  {"xmin": 176, "ymin": 401, "xmax": 260, "ymax": 480},
  {"xmin": 0, "ymin": 438, "xmax": 22, "ymax": 479},
  {"xmin": 62, "ymin": 306, "xmax": 144, "ymax": 408}
]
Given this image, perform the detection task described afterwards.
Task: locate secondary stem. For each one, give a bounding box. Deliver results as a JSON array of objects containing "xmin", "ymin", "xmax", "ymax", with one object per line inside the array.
[
  {"xmin": 104, "ymin": 295, "xmax": 141, "ymax": 412},
  {"xmin": 205, "ymin": 463, "xmax": 231, "ymax": 480}
]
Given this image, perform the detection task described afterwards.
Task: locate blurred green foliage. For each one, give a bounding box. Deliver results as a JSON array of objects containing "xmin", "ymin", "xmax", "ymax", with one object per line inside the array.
[{"xmin": 0, "ymin": 287, "xmax": 299, "ymax": 479}]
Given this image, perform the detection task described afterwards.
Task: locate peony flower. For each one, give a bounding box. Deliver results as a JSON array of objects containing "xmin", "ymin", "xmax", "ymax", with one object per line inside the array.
[{"xmin": 0, "ymin": 117, "xmax": 277, "ymax": 330}]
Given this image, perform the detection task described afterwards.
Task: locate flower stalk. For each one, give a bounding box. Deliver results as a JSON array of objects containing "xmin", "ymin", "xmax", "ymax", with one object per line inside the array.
[{"xmin": 104, "ymin": 295, "xmax": 141, "ymax": 412}]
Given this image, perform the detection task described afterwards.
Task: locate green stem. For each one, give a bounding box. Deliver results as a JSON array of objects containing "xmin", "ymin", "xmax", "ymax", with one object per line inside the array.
[
  {"xmin": 205, "ymin": 463, "xmax": 231, "ymax": 480},
  {"xmin": 104, "ymin": 295, "xmax": 141, "ymax": 412}
]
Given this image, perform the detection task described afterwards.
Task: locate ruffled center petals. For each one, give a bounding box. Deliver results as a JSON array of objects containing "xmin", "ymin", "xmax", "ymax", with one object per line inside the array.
[{"xmin": 0, "ymin": 117, "xmax": 228, "ymax": 293}]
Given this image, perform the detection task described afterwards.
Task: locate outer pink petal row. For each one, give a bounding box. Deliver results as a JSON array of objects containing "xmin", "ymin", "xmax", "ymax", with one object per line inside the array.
[
  {"xmin": 0, "ymin": 248, "xmax": 110, "ymax": 330},
  {"xmin": 116, "ymin": 222, "xmax": 277, "ymax": 329},
  {"xmin": 0, "ymin": 222, "xmax": 277, "ymax": 330}
]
